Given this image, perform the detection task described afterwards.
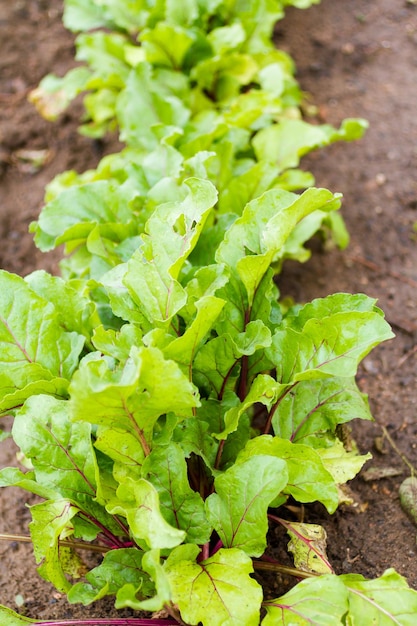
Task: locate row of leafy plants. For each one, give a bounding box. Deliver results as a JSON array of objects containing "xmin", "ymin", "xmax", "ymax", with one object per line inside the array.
[{"xmin": 1, "ymin": 0, "xmax": 417, "ymax": 624}]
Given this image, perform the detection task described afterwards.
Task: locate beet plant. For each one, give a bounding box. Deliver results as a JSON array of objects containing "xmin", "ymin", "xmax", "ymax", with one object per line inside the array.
[{"xmin": 1, "ymin": 1, "xmax": 417, "ymax": 625}]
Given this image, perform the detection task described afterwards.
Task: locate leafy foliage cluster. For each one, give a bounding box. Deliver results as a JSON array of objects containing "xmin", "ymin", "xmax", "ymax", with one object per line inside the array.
[{"xmin": 1, "ymin": 1, "xmax": 417, "ymax": 624}]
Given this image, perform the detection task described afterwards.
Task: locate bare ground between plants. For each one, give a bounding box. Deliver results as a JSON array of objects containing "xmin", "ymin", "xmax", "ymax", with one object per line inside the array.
[{"xmin": 0, "ymin": 0, "xmax": 417, "ymax": 620}]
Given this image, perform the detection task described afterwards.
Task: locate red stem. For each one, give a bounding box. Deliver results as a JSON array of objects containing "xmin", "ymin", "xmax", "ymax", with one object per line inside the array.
[{"xmin": 33, "ymin": 617, "xmax": 179, "ymax": 626}]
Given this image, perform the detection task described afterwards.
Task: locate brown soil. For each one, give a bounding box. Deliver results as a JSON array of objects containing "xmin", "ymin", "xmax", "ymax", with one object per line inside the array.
[{"xmin": 1, "ymin": 0, "xmax": 417, "ymax": 621}]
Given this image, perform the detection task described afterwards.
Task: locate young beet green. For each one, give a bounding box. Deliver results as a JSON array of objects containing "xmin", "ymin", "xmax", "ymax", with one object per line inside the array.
[{"xmin": 1, "ymin": 1, "xmax": 417, "ymax": 625}]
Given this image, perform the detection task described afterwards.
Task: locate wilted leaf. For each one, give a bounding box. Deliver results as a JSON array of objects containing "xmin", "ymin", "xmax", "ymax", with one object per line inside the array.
[
  {"xmin": 285, "ymin": 521, "xmax": 333, "ymax": 574},
  {"xmin": 399, "ymin": 476, "xmax": 417, "ymax": 527}
]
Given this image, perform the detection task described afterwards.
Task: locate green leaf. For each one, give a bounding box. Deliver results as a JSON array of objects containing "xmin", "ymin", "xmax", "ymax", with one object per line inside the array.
[
  {"xmin": 218, "ymin": 374, "xmax": 284, "ymax": 440},
  {"xmin": 269, "ymin": 306, "xmax": 394, "ymax": 383},
  {"xmin": 263, "ymin": 574, "xmax": 349, "ymax": 625},
  {"xmin": 237, "ymin": 436, "xmax": 339, "ymax": 513},
  {"xmin": 283, "ymin": 293, "xmax": 386, "ymax": 331},
  {"xmin": 63, "ymin": 0, "xmax": 110, "ymax": 32},
  {"xmin": 173, "ymin": 398, "xmax": 223, "ymax": 470},
  {"xmin": 25, "ymin": 270, "xmax": 99, "ymax": 344},
  {"xmin": 0, "ymin": 467, "xmax": 56, "ymax": 500},
  {"xmin": 92, "ymin": 323, "xmax": 144, "ymax": 362},
  {"xmin": 166, "ymin": 548, "xmax": 263, "ymax": 626},
  {"xmin": 208, "ymin": 23, "xmax": 246, "ymax": 55},
  {"xmin": 124, "ymin": 178, "xmax": 217, "ymax": 325},
  {"xmin": 193, "ymin": 333, "xmax": 241, "ymax": 398},
  {"xmin": 31, "ymin": 180, "xmax": 138, "ymax": 254},
  {"xmin": 108, "ymin": 477, "xmax": 186, "ymax": 549},
  {"xmin": 316, "ymin": 439, "xmax": 371, "ymax": 485},
  {"xmin": 163, "ymin": 295, "xmax": 225, "ymax": 367},
  {"xmin": 342, "ymin": 568, "xmax": 417, "ymax": 625},
  {"xmin": 70, "ymin": 346, "xmax": 199, "ymax": 455},
  {"xmin": 124, "ymin": 549, "xmax": 173, "ymax": 612},
  {"xmin": 13, "ymin": 396, "xmax": 96, "ymax": 500},
  {"xmin": 94, "ymin": 425, "xmax": 145, "ymax": 483},
  {"xmin": 117, "ymin": 63, "xmax": 189, "ymax": 149},
  {"xmin": 76, "ymin": 31, "xmax": 131, "ymax": 80},
  {"xmin": 206, "ymin": 455, "xmax": 288, "ymax": 556},
  {"xmin": 0, "ymin": 271, "xmax": 84, "ymax": 413},
  {"xmin": 12, "ymin": 395, "xmax": 118, "ymax": 531},
  {"xmin": 0, "ymin": 606, "xmax": 36, "ymax": 625},
  {"xmin": 271, "ymin": 377, "xmax": 373, "ymax": 444},
  {"xmin": 216, "ymin": 187, "xmax": 340, "ymax": 303},
  {"xmin": 253, "ymin": 118, "xmax": 368, "ymax": 170},
  {"xmin": 68, "ymin": 548, "xmax": 154, "ymax": 605},
  {"xmin": 140, "ymin": 23, "xmax": 197, "ymax": 69},
  {"xmin": 142, "ymin": 442, "xmax": 212, "ymax": 544}
]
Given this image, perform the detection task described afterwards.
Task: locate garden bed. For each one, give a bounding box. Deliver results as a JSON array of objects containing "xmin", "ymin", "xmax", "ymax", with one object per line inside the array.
[{"xmin": 0, "ymin": 0, "xmax": 416, "ymax": 621}]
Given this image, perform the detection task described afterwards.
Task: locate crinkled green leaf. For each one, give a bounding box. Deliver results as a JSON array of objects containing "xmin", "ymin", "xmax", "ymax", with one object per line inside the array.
[
  {"xmin": 88, "ymin": 0, "xmax": 156, "ymax": 33},
  {"xmin": 165, "ymin": 0, "xmax": 201, "ymax": 26},
  {"xmin": 25, "ymin": 270, "xmax": 99, "ymax": 344},
  {"xmin": 68, "ymin": 548, "xmax": 154, "ymax": 605},
  {"xmin": 12, "ymin": 395, "xmax": 119, "ymax": 531},
  {"xmin": 262, "ymin": 574, "xmax": 348, "ymax": 625},
  {"xmin": 76, "ymin": 31, "xmax": 131, "ymax": 81},
  {"xmin": 216, "ymin": 187, "xmax": 340, "ymax": 304},
  {"xmin": 0, "ymin": 467, "xmax": 56, "ymax": 500},
  {"xmin": 208, "ymin": 23, "xmax": 246, "ymax": 55},
  {"xmin": 234, "ymin": 0, "xmax": 284, "ymax": 53},
  {"xmin": 91, "ymin": 323, "xmax": 143, "ymax": 362},
  {"xmin": 193, "ymin": 333, "xmax": 241, "ymax": 398},
  {"xmin": 237, "ymin": 435, "xmax": 339, "ymax": 513},
  {"xmin": 63, "ymin": 0, "xmax": 110, "ymax": 32},
  {"xmin": 140, "ymin": 23, "xmax": 197, "ymax": 69},
  {"xmin": 192, "ymin": 53, "xmax": 258, "ymax": 102},
  {"xmin": 218, "ymin": 161, "xmax": 287, "ymax": 215},
  {"xmin": 124, "ymin": 178, "xmax": 217, "ymax": 325},
  {"xmin": 99, "ymin": 263, "xmax": 152, "ymax": 328},
  {"xmin": 142, "ymin": 442, "xmax": 212, "ymax": 544},
  {"xmin": 31, "ymin": 179, "xmax": 138, "ymax": 254},
  {"xmin": 253, "ymin": 118, "xmax": 368, "ymax": 170},
  {"xmin": 0, "ymin": 271, "xmax": 84, "ymax": 413},
  {"xmin": 108, "ymin": 477, "xmax": 186, "ymax": 549},
  {"xmin": 94, "ymin": 425, "xmax": 144, "ymax": 483},
  {"xmin": 316, "ymin": 439, "xmax": 371, "ymax": 485},
  {"xmin": 206, "ymin": 455, "xmax": 288, "ymax": 556},
  {"xmin": 342, "ymin": 568, "xmax": 417, "ymax": 625},
  {"xmin": 283, "ymin": 293, "xmax": 386, "ymax": 331},
  {"xmin": 120, "ymin": 548, "xmax": 172, "ymax": 612},
  {"xmin": 269, "ymin": 308, "xmax": 394, "ymax": 383},
  {"xmin": 13, "ymin": 396, "xmax": 96, "ymax": 500},
  {"xmin": 173, "ymin": 396, "xmax": 238, "ymax": 470},
  {"xmin": 164, "ymin": 295, "xmax": 225, "ymax": 367},
  {"xmin": 218, "ymin": 374, "xmax": 284, "ymax": 439},
  {"xmin": 271, "ymin": 377, "xmax": 373, "ymax": 444},
  {"xmin": 117, "ymin": 63, "xmax": 189, "ymax": 149},
  {"xmin": 70, "ymin": 346, "xmax": 199, "ymax": 454},
  {"xmin": 166, "ymin": 548, "xmax": 263, "ymax": 626}
]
